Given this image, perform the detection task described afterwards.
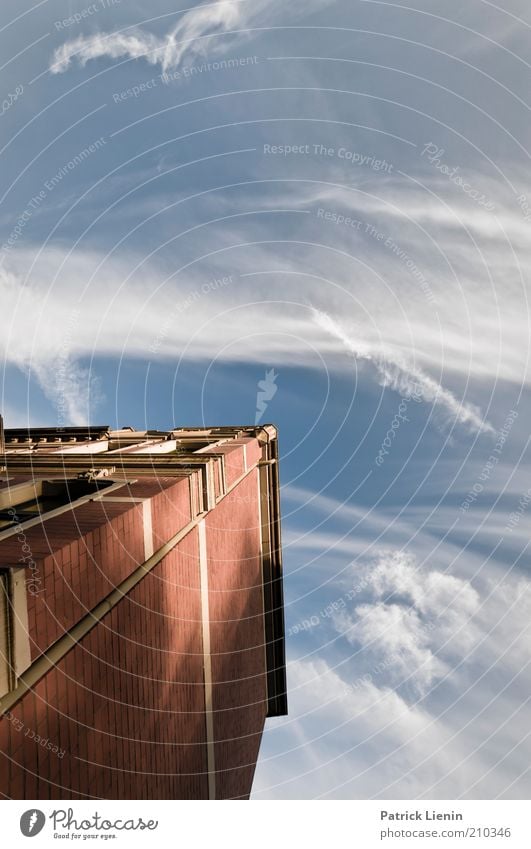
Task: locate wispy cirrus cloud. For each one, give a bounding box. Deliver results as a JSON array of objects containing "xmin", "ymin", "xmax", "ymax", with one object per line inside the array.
[
  {"xmin": 51, "ymin": 1, "xmax": 240, "ymax": 74},
  {"xmin": 0, "ymin": 234, "xmax": 508, "ymax": 431},
  {"xmin": 312, "ymin": 308, "xmax": 494, "ymax": 433},
  {"xmin": 30, "ymin": 359, "xmax": 103, "ymax": 427},
  {"xmin": 49, "ymin": 0, "xmax": 333, "ymax": 75}
]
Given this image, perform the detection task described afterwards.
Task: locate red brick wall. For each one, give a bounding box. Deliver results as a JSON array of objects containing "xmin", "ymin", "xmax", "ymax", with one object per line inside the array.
[
  {"xmin": 0, "ymin": 530, "xmax": 208, "ymax": 800},
  {"xmin": 0, "ymin": 477, "xmax": 193, "ymax": 661},
  {"xmin": 0, "ymin": 457, "xmax": 269, "ymax": 800},
  {"xmin": 202, "ymin": 443, "xmax": 246, "ymax": 488},
  {"xmin": 0, "ymin": 500, "xmax": 146, "ymax": 661},
  {"xmin": 115, "ymin": 478, "xmax": 192, "ymax": 548},
  {"xmin": 206, "ymin": 469, "xmax": 268, "ymax": 800}
]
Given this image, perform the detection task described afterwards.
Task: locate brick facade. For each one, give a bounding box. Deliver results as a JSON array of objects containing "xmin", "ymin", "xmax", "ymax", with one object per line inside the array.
[{"xmin": 0, "ymin": 425, "xmax": 286, "ymax": 800}]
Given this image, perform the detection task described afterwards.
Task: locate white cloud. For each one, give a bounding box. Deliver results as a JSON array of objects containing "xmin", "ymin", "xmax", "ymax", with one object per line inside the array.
[
  {"xmin": 2, "ymin": 135, "xmax": 529, "ymax": 432},
  {"xmin": 49, "ymin": 0, "xmax": 333, "ymax": 75},
  {"xmin": 254, "ymin": 655, "xmax": 471, "ymax": 799},
  {"xmin": 31, "ymin": 358, "xmax": 103, "ymax": 427},
  {"xmin": 0, "ymin": 232, "xmax": 505, "ymax": 430},
  {"xmin": 254, "ymin": 564, "xmax": 531, "ymax": 798},
  {"xmin": 2, "ymin": 160, "xmax": 529, "ymax": 432},
  {"xmin": 334, "ymin": 550, "xmax": 481, "ymax": 696},
  {"xmin": 51, "ymin": 2, "xmax": 239, "ymax": 74},
  {"xmin": 361, "ymin": 550, "xmax": 480, "ymax": 621},
  {"xmin": 312, "ymin": 307, "xmax": 493, "ymax": 433}
]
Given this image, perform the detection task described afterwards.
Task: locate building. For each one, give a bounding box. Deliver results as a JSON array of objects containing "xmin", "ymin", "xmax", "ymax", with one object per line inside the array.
[{"xmin": 0, "ymin": 419, "xmax": 286, "ymax": 799}]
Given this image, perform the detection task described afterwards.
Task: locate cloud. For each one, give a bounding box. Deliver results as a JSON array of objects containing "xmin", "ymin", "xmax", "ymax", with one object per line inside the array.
[
  {"xmin": 253, "ymin": 655, "xmax": 476, "ymax": 799},
  {"xmin": 0, "ymin": 169, "xmax": 528, "ymax": 432},
  {"xmin": 51, "ymin": 30, "xmax": 164, "ymax": 75},
  {"xmin": 49, "ymin": 0, "xmax": 333, "ymax": 75},
  {"xmin": 51, "ymin": 1, "xmax": 240, "ymax": 74},
  {"xmin": 31, "ymin": 358, "xmax": 104, "ymax": 427},
  {"xmin": 0, "ymin": 253, "xmax": 109, "ymax": 425},
  {"xmin": 254, "ymin": 557, "xmax": 531, "ymax": 798},
  {"xmin": 312, "ymin": 308, "xmax": 493, "ymax": 433},
  {"xmin": 2, "ymin": 167, "xmax": 528, "ymax": 436},
  {"xmin": 334, "ymin": 550, "xmax": 481, "ymax": 697},
  {"xmin": 0, "ymin": 231, "xmax": 508, "ymax": 430}
]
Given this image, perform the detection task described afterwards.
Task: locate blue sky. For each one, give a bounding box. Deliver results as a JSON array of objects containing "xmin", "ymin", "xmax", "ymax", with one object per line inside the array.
[{"xmin": 1, "ymin": 0, "xmax": 531, "ymax": 799}]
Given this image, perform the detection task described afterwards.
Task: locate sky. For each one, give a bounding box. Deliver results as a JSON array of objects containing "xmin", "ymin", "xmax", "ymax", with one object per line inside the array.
[{"xmin": 1, "ymin": 0, "xmax": 531, "ymax": 799}]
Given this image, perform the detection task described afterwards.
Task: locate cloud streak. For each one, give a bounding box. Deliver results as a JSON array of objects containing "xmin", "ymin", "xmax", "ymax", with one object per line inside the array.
[
  {"xmin": 51, "ymin": 2, "xmax": 240, "ymax": 74},
  {"xmin": 49, "ymin": 0, "xmax": 333, "ymax": 75},
  {"xmin": 312, "ymin": 308, "xmax": 493, "ymax": 433},
  {"xmin": 0, "ymin": 238, "xmax": 509, "ymax": 431}
]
